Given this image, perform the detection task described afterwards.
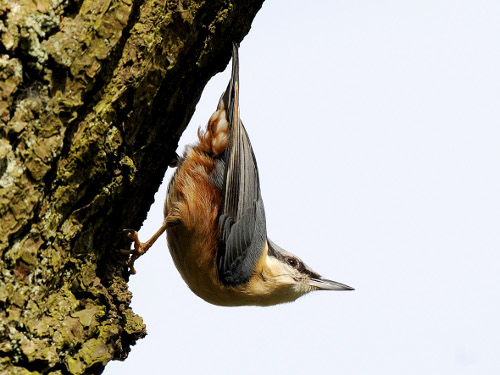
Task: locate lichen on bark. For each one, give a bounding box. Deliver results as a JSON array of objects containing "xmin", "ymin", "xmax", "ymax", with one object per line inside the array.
[{"xmin": 0, "ymin": 0, "xmax": 264, "ymax": 373}]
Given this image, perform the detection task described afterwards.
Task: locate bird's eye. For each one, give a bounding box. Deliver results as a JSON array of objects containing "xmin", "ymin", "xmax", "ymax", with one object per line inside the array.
[{"xmin": 286, "ymin": 257, "xmax": 298, "ymax": 268}]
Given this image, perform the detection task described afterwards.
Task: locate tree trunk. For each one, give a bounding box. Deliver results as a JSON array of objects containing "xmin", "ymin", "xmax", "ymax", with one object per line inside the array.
[{"xmin": 0, "ymin": 0, "xmax": 263, "ymax": 373}]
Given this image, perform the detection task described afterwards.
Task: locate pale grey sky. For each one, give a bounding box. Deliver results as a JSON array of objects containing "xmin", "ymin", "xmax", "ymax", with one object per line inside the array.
[{"xmin": 107, "ymin": 1, "xmax": 500, "ymax": 374}]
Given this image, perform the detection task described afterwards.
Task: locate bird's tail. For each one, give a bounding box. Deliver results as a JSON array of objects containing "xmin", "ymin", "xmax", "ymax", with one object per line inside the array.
[{"xmin": 221, "ymin": 43, "xmax": 240, "ymax": 129}]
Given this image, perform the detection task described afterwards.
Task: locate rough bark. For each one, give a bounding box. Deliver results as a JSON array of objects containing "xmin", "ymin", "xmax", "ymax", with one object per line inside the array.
[{"xmin": 0, "ymin": 0, "xmax": 264, "ymax": 373}]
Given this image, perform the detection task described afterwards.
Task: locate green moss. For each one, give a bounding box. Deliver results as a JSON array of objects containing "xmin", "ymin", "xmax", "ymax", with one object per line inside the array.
[
  {"xmin": 72, "ymin": 304, "xmax": 101, "ymax": 328},
  {"xmin": 81, "ymin": 338, "xmax": 113, "ymax": 365},
  {"xmin": 66, "ymin": 356, "xmax": 85, "ymax": 375},
  {"xmin": 11, "ymin": 286, "xmax": 26, "ymax": 307},
  {"xmin": 60, "ymin": 316, "xmax": 85, "ymax": 346},
  {"xmin": 122, "ymin": 309, "xmax": 146, "ymax": 336},
  {"xmin": 19, "ymin": 230, "xmax": 42, "ymax": 263}
]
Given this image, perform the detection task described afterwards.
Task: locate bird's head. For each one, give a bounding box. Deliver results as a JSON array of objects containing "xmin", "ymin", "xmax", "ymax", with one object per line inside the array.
[{"xmin": 246, "ymin": 239, "xmax": 354, "ymax": 305}]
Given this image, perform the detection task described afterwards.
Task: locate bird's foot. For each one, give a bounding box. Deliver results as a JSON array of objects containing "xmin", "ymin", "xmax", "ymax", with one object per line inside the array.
[{"xmin": 121, "ymin": 229, "xmax": 152, "ymax": 274}]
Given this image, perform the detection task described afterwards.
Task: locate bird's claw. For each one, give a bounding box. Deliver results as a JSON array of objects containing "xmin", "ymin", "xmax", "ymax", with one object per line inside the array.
[{"xmin": 121, "ymin": 229, "xmax": 151, "ymax": 275}]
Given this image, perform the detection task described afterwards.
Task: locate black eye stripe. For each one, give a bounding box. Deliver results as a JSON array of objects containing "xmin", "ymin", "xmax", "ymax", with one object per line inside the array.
[{"xmin": 268, "ymin": 240, "xmax": 321, "ymax": 278}]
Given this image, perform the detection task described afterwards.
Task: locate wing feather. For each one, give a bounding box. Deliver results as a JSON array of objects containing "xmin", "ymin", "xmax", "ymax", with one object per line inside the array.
[{"xmin": 216, "ymin": 44, "xmax": 267, "ymax": 287}]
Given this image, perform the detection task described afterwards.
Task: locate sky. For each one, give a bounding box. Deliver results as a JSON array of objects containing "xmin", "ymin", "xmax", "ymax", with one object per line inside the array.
[{"xmin": 106, "ymin": 1, "xmax": 500, "ymax": 374}]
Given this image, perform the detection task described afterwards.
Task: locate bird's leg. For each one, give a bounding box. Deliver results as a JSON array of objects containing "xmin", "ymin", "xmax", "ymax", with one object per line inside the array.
[
  {"xmin": 121, "ymin": 219, "xmax": 170, "ymax": 274},
  {"xmin": 123, "ymin": 151, "xmax": 179, "ymax": 274}
]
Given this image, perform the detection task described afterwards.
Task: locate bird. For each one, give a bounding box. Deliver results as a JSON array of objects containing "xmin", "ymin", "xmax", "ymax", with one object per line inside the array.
[{"xmin": 122, "ymin": 44, "xmax": 353, "ymax": 306}]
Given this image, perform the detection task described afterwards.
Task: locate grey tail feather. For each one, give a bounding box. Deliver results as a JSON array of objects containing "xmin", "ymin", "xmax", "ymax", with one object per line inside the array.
[{"xmin": 222, "ymin": 43, "xmax": 240, "ymax": 133}]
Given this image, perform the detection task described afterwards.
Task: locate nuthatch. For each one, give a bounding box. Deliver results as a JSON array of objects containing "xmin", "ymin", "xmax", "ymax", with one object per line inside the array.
[{"xmin": 123, "ymin": 44, "xmax": 353, "ymax": 306}]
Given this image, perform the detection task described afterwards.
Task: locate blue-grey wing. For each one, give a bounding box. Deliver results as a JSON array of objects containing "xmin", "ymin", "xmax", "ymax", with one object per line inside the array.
[{"xmin": 216, "ymin": 44, "xmax": 267, "ymax": 287}]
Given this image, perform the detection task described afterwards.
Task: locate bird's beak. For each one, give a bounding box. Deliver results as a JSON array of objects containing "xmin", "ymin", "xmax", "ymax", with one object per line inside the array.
[{"xmin": 309, "ymin": 278, "xmax": 354, "ymax": 291}]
